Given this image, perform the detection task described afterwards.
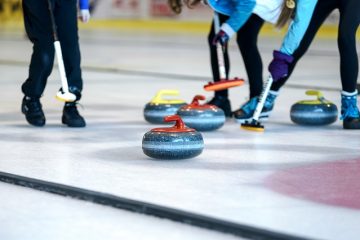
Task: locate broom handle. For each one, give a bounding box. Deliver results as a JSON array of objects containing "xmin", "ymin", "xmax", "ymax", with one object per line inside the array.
[
  {"xmin": 47, "ymin": 0, "xmax": 70, "ymax": 93},
  {"xmin": 214, "ymin": 12, "xmax": 226, "ymax": 80},
  {"xmin": 252, "ymin": 75, "xmax": 273, "ymax": 121}
]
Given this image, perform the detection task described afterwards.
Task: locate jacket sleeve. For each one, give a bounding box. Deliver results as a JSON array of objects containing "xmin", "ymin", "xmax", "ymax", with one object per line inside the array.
[
  {"xmin": 280, "ymin": 0, "xmax": 317, "ymax": 55},
  {"xmin": 79, "ymin": 0, "xmax": 90, "ymax": 10},
  {"xmin": 220, "ymin": 0, "xmax": 256, "ymax": 38}
]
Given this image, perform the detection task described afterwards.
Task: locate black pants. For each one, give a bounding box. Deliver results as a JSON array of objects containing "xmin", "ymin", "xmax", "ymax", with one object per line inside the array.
[
  {"xmin": 271, "ymin": 0, "xmax": 360, "ymax": 93},
  {"xmin": 208, "ymin": 14, "xmax": 264, "ymax": 98},
  {"xmin": 22, "ymin": 0, "xmax": 83, "ymax": 99}
]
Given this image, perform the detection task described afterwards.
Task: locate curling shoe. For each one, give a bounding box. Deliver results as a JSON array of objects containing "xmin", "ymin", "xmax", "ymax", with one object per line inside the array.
[
  {"xmin": 62, "ymin": 102, "xmax": 86, "ymax": 128},
  {"xmin": 234, "ymin": 90, "xmax": 278, "ymax": 123},
  {"xmin": 21, "ymin": 96, "xmax": 46, "ymax": 127},
  {"xmin": 340, "ymin": 91, "xmax": 360, "ymax": 129},
  {"xmin": 207, "ymin": 95, "xmax": 232, "ymax": 117}
]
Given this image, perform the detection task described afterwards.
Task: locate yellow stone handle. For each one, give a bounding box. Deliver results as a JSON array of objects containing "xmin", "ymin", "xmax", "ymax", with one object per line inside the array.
[
  {"xmin": 150, "ymin": 89, "xmax": 185, "ymax": 104},
  {"xmin": 306, "ymin": 90, "xmax": 325, "ymax": 100},
  {"xmin": 305, "ymin": 90, "xmax": 328, "ymax": 103}
]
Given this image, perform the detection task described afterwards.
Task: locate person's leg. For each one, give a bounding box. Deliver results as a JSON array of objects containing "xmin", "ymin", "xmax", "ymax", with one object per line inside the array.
[
  {"xmin": 237, "ymin": 14, "xmax": 264, "ymax": 98},
  {"xmin": 21, "ymin": 0, "xmax": 56, "ymax": 126},
  {"xmin": 338, "ymin": 0, "xmax": 360, "ymax": 129},
  {"xmin": 55, "ymin": 0, "xmax": 86, "ymax": 127},
  {"xmin": 337, "ymin": 0, "xmax": 359, "ymax": 92},
  {"xmin": 271, "ymin": 0, "xmax": 337, "ymax": 91},
  {"xmin": 55, "ymin": 0, "xmax": 83, "ymax": 98},
  {"xmin": 22, "ymin": 0, "xmax": 55, "ymax": 98},
  {"xmin": 233, "ymin": 14, "xmax": 267, "ymax": 122},
  {"xmin": 207, "ymin": 13, "xmax": 232, "ymax": 117}
]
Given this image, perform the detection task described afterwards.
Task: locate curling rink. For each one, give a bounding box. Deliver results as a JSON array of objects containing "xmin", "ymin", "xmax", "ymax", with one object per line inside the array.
[{"xmin": 0, "ymin": 26, "xmax": 360, "ymax": 240}]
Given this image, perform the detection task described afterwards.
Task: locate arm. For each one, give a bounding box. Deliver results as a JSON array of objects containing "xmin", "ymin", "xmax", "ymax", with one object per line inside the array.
[
  {"xmin": 280, "ymin": 0, "xmax": 317, "ymax": 55},
  {"xmin": 269, "ymin": 0, "xmax": 317, "ymax": 81},
  {"xmin": 79, "ymin": 0, "xmax": 89, "ymax": 10},
  {"xmin": 79, "ymin": 0, "xmax": 90, "ymax": 23},
  {"xmin": 220, "ymin": 0, "xmax": 256, "ymax": 38}
]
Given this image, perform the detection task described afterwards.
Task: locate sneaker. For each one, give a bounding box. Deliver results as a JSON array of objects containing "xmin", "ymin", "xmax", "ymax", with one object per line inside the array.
[
  {"xmin": 62, "ymin": 102, "xmax": 86, "ymax": 127},
  {"xmin": 21, "ymin": 96, "xmax": 46, "ymax": 127},
  {"xmin": 234, "ymin": 90, "xmax": 278, "ymax": 123},
  {"xmin": 340, "ymin": 91, "xmax": 360, "ymax": 129},
  {"xmin": 207, "ymin": 95, "xmax": 232, "ymax": 117}
]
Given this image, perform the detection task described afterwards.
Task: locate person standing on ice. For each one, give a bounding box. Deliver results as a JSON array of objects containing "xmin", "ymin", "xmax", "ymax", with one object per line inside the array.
[
  {"xmin": 268, "ymin": 0, "xmax": 360, "ymax": 129},
  {"xmin": 21, "ymin": 0, "xmax": 90, "ymax": 127},
  {"xmin": 168, "ymin": 0, "xmax": 317, "ymax": 123}
]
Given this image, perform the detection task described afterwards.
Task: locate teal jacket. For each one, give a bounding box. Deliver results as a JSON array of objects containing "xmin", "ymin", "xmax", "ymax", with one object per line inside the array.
[
  {"xmin": 207, "ymin": 0, "xmax": 317, "ymax": 55},
  {"xmin": 207, "ymin": 0, "xmax": 256, "ymax": 38}
]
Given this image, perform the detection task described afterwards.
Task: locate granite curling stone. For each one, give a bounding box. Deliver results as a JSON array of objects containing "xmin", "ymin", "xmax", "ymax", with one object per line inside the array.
[
  {"xmin": 290, "ymin": 90, "xmax": 338, "ymax": 126},
  {"xmin": 144, "ymin": 89, "xmax": 186, "ymax": 124},
  {"xmin": 142, "ymin": 115, "xmax": 204, "ymax": 160},
  {"xmin": 177, "ymin": 95, "xmax": 225, "ymax": 131}
]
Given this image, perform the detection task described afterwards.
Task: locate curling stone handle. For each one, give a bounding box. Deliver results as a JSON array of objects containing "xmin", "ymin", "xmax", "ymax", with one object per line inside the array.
[
  {"xmin": 164, "ymin": 115, "xmax": 186, "ymax": 129},
  {"xmin": 306, "ymin": 90, "xmax": 326, "ymax": 102},
  {"xmin": 306, "ymin": 90, "xmax": 323, "ymax": 98},
  {"xmin": 151, "ymin": 89, "xmax": 180, "ymax": 103},
  {"xmin": 191, "ymin": 95, "xmax": 206, "ymax": 106}
]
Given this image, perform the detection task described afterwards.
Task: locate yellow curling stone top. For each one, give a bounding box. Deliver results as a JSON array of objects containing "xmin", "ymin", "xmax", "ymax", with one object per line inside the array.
[{"xmin": 150, "ymin": 89, "xmax": 186, "ymax": 105}]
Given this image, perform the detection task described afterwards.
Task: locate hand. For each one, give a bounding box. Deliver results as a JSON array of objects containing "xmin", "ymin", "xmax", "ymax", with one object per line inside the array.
[
  {"xmin": 268, "ymin": 50, "xmax": 294, "ymax": 81},
  {"xmin": 79, "ymin": 9, "xmax": 91, "ymax": 23},
  {"xmin": 212, "ymin": 30, "xmax": 229, "ymax": 47}
]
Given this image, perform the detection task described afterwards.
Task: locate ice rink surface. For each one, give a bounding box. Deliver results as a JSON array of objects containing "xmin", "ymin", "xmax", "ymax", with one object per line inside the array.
[{"xmin": 0, "ymin": 27, "xmax": 360, "ymax": 240}]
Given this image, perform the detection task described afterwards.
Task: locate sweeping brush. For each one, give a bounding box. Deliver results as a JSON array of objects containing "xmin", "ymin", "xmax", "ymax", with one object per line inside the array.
[
  {"xmin": 204, "ymin": 12, "xmax": 245, "ymax": 92},
  {"xmin": 47, "ymin": 0, "xmax": 77, "ymax": 102},
  {"xmin": 241, "ymin": 75, "xmax": 274, "ymax": 132}
]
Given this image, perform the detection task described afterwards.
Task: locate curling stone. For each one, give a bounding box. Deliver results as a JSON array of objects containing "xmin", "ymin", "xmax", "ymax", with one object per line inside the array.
[
  {"xmin": 144, "ymin": 90, "xmax": 186, "ymax": 124},
  {"xmin": 142, "ymin": 115, "xmax": 204, "ymax": 160},
  {"xmin": 290, "ymin": 90, "xmax": 338, "ymax": 126},
  {"xmin": 177, "ymin": 95, "xmax": 225, "ymax": 131}
]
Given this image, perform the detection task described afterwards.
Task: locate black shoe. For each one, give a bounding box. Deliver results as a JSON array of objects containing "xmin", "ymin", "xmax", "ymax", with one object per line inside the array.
[
  {"xmin": 21, "ymin": 96, "xmax": 46, "ymax": 127},
  {"xmin": 207, "ymin": 95, "xmax": 232, "ymax": 117},
  {"xmin": 62, "ymin": 102, "xmax": 86, "ymax": 128},
  {"xmin": 343, "ymin": 117, "xmax": 360, "ymax": 129}
]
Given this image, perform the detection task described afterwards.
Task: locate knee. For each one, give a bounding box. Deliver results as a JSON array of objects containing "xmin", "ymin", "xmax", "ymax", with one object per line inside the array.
[
  {"xmin": 207, "ymin": 29, "xmax": 215, "ymax": 47},
  {"xmin": 237, "ymin": 35, "xmax": 257, "ymax": 51},
  {"xmin": 33, "ymin": 42, "xmax": 55, "ymax": 70},
  {"xmin": 338, "ymin": 28, "xmax": 356, "ymax": 51}
]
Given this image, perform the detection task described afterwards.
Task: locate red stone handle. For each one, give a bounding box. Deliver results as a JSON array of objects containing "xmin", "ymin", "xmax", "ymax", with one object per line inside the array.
[
  {"xmin": 151, "ymin": 115, "xmax": 194, "ymax": 133},
  {"xmin": 163, "ymin": 115, "xmax": 186, "ymax": 130},
  {"xmin": 190, "ymin": 95, "xmax": 206, "ymax": 106}
]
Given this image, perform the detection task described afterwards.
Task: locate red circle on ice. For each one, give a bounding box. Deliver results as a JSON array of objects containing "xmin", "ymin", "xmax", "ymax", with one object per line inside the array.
[{"xmin": 265, "ymin": 160, "xmax": 360, "ymax": 209}]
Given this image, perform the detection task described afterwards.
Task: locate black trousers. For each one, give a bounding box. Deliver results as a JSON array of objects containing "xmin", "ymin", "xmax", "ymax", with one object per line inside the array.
[
  {"xmin": 22, "ymin": 0, "xmax": 83, "ymax": 99},
  {"xmin": 271, "ymin": 0, "xmax": 360, "ymax": 93},
  {"xmin": 208, "ymin": 14, "xmax": 264, "ymax": 98}
]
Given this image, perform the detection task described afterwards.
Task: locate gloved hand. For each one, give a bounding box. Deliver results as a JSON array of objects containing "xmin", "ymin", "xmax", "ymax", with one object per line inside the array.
[
  {"xmin": 268, "ymin": 50, "xmax": 294, "ymax": 81},
  {"xmin": 79, "ymin": 9, "xmax": 91, "ymax": 23},
  {"xmin": 212, "ymin": 30, "xmax": 229, "ymax": 47}
]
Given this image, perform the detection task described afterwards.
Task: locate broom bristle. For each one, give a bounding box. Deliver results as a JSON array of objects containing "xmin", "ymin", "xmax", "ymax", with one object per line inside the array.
[{"xmin": 240, "ymin": 120, "xmax": 265, "ymax": 132}]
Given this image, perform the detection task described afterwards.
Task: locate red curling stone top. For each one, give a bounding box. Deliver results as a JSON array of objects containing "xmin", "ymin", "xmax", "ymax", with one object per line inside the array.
[
  {"xmin": 180, "ymin": 95, "xmax": 218, "ymax": 110},
  {"xmin": 151, "ymin": 115, "xmax": 195, "ymax": 133}
]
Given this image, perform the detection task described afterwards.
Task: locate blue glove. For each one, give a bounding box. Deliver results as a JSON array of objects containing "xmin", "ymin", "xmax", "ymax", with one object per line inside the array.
[
  {"xmin": 212, "ymin": 30, "xmax": 230, "ymax": 47},
  {"xmin": 268, "ymin": 50, "xmax": 294, "ymax": 81}
]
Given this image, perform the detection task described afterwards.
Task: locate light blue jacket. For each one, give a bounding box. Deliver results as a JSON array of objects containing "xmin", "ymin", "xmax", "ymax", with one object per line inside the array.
[
  {"xmin": 280, "ymin": 0, "xmax": 317, "ymax": 55},
  {"xmin": 207, "ymin": 0, "xmax": 256, "ymax": 38},
  {"xmin": 207, "ymin": 0, "xmax": 317, "ymax": 55}
]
